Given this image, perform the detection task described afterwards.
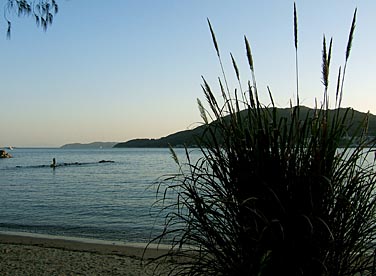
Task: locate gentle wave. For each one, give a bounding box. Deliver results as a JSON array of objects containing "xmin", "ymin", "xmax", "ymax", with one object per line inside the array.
[{"xmin": 8, "ymin": 160, "xmax": 115, "ymax": 170}]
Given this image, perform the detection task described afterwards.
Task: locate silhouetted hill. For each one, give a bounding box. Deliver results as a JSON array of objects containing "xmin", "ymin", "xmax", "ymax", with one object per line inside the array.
[
  {"xmin": 114, "ymin": 126, "xmax": 206, "ymax": 148},
  {"xmin": 114, "ymin": 107, "xmax": 376, "ymax": 148}
]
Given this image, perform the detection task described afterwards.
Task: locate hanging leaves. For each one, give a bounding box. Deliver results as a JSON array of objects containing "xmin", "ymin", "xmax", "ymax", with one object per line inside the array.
[{"xmin": 4, "ymin": 0, "xmax": 59, "ymax": 38}]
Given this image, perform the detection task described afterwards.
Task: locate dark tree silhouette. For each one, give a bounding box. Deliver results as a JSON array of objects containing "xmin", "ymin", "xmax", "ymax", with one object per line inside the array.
[{"xmin": 4, "ymin": 0, "xmax": 58, "ymax": 38}]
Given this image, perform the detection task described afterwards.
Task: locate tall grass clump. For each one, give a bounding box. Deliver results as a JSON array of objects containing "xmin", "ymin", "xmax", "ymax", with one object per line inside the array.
[{"xmin": 150, "ymin": 4, "xmax": 376, "ymax": 276}]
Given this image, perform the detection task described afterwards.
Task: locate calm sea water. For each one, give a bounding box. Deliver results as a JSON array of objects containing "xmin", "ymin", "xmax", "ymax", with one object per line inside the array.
[
  {"xmin": 0, "ymin": 148, "xmax": 198, "ymax": 243},
  {"xmin": 1, "ymin": 147, "xmax": 374, "ymax": 244}
]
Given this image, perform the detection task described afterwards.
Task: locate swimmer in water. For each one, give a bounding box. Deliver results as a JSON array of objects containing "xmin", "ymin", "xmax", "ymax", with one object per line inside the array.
[{"xmin": 51, "ymin": 158, "xmax": 56, "ymax": 168}]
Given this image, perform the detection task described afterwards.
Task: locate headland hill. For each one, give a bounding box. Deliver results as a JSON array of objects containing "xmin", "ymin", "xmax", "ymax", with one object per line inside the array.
[{"xmin": 60, "ymin": 106, "xmax": 376, "ymax": 149}]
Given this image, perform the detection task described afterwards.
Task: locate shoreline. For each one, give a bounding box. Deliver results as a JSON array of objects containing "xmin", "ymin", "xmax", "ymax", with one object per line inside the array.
[
  {"xmin": 0, "ymin": 231, "xmax": 169, "ymax": 259},
  {"xmin": 0, "ymin": 232, "xmax": 170, "ymax": 275}
]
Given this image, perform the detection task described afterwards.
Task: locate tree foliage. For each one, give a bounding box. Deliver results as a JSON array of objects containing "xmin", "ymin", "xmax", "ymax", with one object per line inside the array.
[{"xmin": 3, "ymin": 0, "xmax": 58, "ymax": 38}]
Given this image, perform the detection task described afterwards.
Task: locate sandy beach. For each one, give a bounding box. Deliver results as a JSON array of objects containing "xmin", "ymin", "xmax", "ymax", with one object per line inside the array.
[{"xmin": 0, "ymin": 232, "xmax": 169, "ymax": 275}]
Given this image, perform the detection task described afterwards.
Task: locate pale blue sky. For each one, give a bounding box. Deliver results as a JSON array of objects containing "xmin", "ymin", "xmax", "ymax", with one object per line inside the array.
[{"xmin": 0, "ymin": 0, "xmax": 375, "ymax": 147}]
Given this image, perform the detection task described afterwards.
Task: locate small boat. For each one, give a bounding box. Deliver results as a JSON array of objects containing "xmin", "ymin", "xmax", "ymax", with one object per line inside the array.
[{"xmin": 0, "ymin": 149, "xmax": 12, "ymax": 158}]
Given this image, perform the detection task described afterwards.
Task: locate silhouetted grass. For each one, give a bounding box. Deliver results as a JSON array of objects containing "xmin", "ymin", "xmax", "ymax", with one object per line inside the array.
[{"xmin": 149, "ymin": 4, "xmax": 376, "ymax": 276}]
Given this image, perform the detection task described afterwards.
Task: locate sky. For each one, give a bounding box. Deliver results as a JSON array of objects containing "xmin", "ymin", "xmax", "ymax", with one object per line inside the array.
[{"xmin": 0, "ymin": 0, "xmax": 375, "ymax": 147}]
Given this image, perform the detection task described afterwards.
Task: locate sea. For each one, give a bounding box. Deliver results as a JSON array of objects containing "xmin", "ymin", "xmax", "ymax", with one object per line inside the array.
[
  {"xmin": 1, "ymin": 147, "xmax": 375, "ymax": 246},
  {"xmin": 0, "ymin": 147, "xmax": 200, "ymax": 244}
]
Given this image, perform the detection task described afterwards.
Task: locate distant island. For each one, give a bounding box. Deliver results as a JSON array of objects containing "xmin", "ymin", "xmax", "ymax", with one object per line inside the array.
[
  {"xmin": 114, "ymin": 106, "xmax": 376, "ymax": 148},
  {"xmin": 61, "ymin": 142, "xmax": 118, "ymax": 149}
]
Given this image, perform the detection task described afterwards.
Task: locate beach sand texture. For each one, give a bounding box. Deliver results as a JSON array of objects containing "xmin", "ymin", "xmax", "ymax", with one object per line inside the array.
[{"xmin": 0, "ymin": 234, "xmax": 169, "ymax": 276}]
